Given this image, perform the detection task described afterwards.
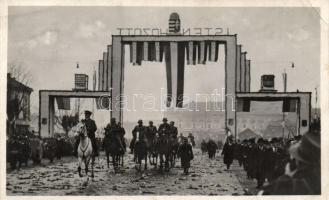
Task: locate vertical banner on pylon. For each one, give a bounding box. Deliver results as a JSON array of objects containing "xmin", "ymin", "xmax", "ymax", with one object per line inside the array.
[
  {"xmin": 143, "ymin": 42, "xmax": 148, "ymax": 61},
  {"xmin": 103, "ymin": 52, "xmax": 108, "ymax": 91},
  {"xmin": 155, "ymin": 42, "xmax": 160, "ymax": 62},
  {"xmin": 107, "ymin": 45, "xmax": 112, "ymax": 91},
  {"xmin": 132, "ymin": 42, "xmax": 137, "ymax": 65},
  {"xmin": 198, "ymin": 41, "xmax": 206, "ymax": 64},
  {"xmin": 98, "ymin": 60, "xmax": 104, "ymax": 91},
  {"xmin": 187, "ymin": 41, "xmax": 193, "ymax": 65}
]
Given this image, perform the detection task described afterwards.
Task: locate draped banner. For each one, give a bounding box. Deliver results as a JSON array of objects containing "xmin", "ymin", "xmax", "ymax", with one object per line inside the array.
[
  {"xmin": 56, "ymin": 97, "xmax": 70, "ymax": 110},
  {"xmin": 143, "ymin": 42, "xmax": 148, "ymax": 61},
  {"xmin": 209, "ymin": 41, "xmax": 218, "ymax": 62},
  {"xmin": 136, "ymin": 42, "xmax": 143, "ymax": 65},
  {"xmin": 132, "ymin": 42, "xmax": 137, "ymax": 65},
  {"xmin": 187, "ymin": 41, "xmax": 193, "ymax": 65},
  {"xmin": 192, "ymin": 42, "xmax": 197, "ymax": 65},
  {"xmin": 148, "ymin": 42, "xmax": 156, "ymax": 61},
  {"xmin": 155, "ymin": 42, "xmax": 160, "ymax": 62},
  {"xmin": 198, "ymin": 41, "xmax": 206, "ymax": 64},
  {"xmin": 282, "ymin": 99, "xmax": 297, "ymax": 112}
]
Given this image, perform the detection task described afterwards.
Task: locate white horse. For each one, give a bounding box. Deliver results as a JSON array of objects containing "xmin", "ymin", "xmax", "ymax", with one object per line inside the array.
[{"xmin": 75, "ymin": 122, "xmax": 95, "ymax": 179}]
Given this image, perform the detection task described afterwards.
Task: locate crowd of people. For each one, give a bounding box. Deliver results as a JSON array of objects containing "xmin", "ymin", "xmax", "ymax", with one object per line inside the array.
[
  {"xmin": 217, "ymin": 125, "xmax": 321, "ymax": 195},
  {"xmin": 7, "ymin": 109, "xmax": 321, "ymax": 195}
]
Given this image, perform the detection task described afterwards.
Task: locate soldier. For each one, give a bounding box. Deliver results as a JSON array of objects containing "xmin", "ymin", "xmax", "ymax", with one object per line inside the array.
[
  {"xmin": 221, "ymin": 135, "xmax": 235, "ymax": 170},
  {"xmin": 169, "ymin": 121, "xmax": 178, "ymax": 139},
  {"xmin": 255, "ymin": 138, "xmax": 267, "ymax": 189},
  {"xmin": 104, "ymin": 118, "xmax": 124, "ymax": 151},
  {"xmin": 146, "ymin": 121, "xmax": 157, "ymax": 148},
  {"xmin": 158, "ymin": 118, "xmax": 170, "ymax": 137},
  {"xmin": 177, "ymin": 137, "xmax": 194, "ymax": 175},
  {"xmin": 130, "ymin": 119, "xmax": 147, "ymax": 153},
  {"xmin": 74, "ymin": 110, "xmax": 98, "ymax": 157},
  {"xmin": 118, "ymin": 121, "xmax": 126, "ymax": 151}
]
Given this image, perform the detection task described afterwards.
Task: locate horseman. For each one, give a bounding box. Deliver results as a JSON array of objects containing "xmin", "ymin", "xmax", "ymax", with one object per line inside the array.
[
  {"xmin": 158, "ymin": 118, "xmax": 171, "ymax": 137},
  {"xmin": 130, "ymin": 119, "xmax": 147, "ymax": 153},
  {"xmin": 74, "ymin": 110, "xmax": 98, "ymax": 157},
  {"xmin": 104, "ymin": 118, "xmax": 125, "ymax": 151},
  {"xmin": 117, "ymin": 122, "xmax": 126, "ymax": 151},
  {"xmin": 169, "ymin": 121, "xmax": 178, "ymax": 139},
  {"xmin": 146, "ymin": 121, "xmax": 157, "ymax": 148}
]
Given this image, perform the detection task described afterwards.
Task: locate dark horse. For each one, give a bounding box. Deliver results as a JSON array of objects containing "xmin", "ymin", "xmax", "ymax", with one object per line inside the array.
[
  {"xmin": 169, "ymin": 137, "xmax": 179, "ymax": 168},
  {"xmin": 103, "ymin": 131, "xmax": 124, "ymax": 173},
  {"xmin": 156, "ymin": 134, "xmax": 171, "ymax": 172},
  {"xmin": 148, "ymin": 136, "xmax": 158, "ymax": 167},
  {"xmin": 134, "ymin": 138, "xmax": 148, "ymax": 172}
]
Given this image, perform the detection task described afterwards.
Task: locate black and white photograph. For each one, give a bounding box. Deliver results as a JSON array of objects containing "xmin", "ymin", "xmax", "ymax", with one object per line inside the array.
[{"xmin": 1, "ymin": 1, "xmax": 328, "ymax": 197}]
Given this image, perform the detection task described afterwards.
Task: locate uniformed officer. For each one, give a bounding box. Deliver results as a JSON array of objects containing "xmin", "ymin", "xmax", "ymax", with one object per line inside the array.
[
  {"xmin": 117, "ymin": 122, "xmax": 126, "ymax": 151},
  {"xmin": 74, "ymin": 110, "xmax": 98, "ymax": 156},
  {"xmin": 158, "ymin": 118, "xmax": 170, "ymax": 137},
  {"xmin": 146, "ymin": 121, "xmax": 157, "ymax": 148},
  {"xmin": 169, "ymin": 121, "xmax": 178, "ymax": 139},
  {"xmin": 104, "ymin": 118, "xmax": 124, "ymax": 152},
  {"xmin": 130, "ymin": 119, "xmax": 147, "ymax": 153}
]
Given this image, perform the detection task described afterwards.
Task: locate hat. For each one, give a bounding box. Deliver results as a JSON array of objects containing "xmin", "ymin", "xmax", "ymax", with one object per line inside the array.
[
  {"xmin": 149, "ymin": 121, "xmax": 153, "ymax": 124},
  {"xmin": 289, "ymin": 131, "xmax": 320, "ymax": 166},
  {"xmin": 170, "ymin": 121, "xmax": 175, "ymax": 124},
  {"xmin": 257, "ymin": 138, "xmax": 265, "ymax": 144},
  {"xmin": 163, "ymin": 118, "xmax": 168, "ymax": 122},
  {"xmin": 138, "ymin": 119, "xmax": 143, "ymax": 123},
  {"xmin": 84, "ymin": 110, "xmax": 92, "ymax": 115}
]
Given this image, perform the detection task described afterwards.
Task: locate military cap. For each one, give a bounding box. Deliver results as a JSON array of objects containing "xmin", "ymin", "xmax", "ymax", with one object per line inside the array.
[
  {"xmin": 138, "ymin": 119, "xmax": 143, "ymax": 123},
  {"xmin": 84, "ymin": 110, "xmax": 92, "ymax": 115},
  {"xmin": 163, "ymin": 118, "xmax": 168, "ymax": 122}
]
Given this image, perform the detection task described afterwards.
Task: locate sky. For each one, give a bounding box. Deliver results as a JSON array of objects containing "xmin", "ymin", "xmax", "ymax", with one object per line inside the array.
[{"xmin": 7, "ymin": 7, "xmax": 320, "ymax": 125}]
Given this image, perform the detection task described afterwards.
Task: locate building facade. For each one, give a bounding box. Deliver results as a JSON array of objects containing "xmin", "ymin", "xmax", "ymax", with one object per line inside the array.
[{"xmin": 7, "ymin": 73, "xmax": 33, "ymax": 134}]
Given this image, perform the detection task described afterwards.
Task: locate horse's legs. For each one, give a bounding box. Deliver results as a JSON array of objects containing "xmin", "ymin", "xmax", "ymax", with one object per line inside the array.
[
  {"xmin": 91, "ymin": 157, "xmax": 95, "ymax": 178},
  {"xmin": 78, "ymin": 157, "xmax": 83, "ymax": 177},
  {"xmin": 106, "ymin": 153, "xmax": 110, "ymax": 169},
  {"xmin": 85, "ymin": 158, "xmax": 89, "ymax": 176},
  {"xmin": 112, "ymin": 155, "xmax": 117, "ymax": 173}
]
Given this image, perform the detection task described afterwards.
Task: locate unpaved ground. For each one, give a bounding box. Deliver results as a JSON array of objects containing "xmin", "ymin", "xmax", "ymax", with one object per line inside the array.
[{"xmin": 7, "ymin": 149, "xmax": 258, "ymax": 195}]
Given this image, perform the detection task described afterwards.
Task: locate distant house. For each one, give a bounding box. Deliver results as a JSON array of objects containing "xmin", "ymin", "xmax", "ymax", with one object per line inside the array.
[{"xmin": 7, "ymin": 73, "xmax": 33, "ymax": 134}]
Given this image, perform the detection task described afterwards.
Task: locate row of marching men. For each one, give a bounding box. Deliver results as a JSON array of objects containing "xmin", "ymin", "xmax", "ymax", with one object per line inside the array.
[
  {"xmin": 232, "ymin": 129, "xmax": 320, "ymax": 195},
  {"xmin": 97, "ymin": 115, "xmax": 195, "ymax": 174}
]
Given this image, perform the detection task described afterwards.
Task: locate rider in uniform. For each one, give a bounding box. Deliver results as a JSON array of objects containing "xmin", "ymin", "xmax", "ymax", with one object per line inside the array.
[
  {"xmin": 158, "ymin": 118, "xmax": 171, "ymax": 137},
  {"xmin": 146, "ymin": 121, "xmax": 157, "ymax": 148},
  {"xmin": 74, "ymin": 110, "xmax": 98, "ymax": 157},
  {"xmin": 117, "ymin": 122, "xmax": 126, "ymax": 151},
  {"xmin": 169, "ymin": 121, "xmax": 178, "ymax": 139},
  {"xmin": 130, "ymin": 119, "xmax": 147, "ymax": 153},
  {"xmin": 104, "ymin": 118, "xmax": 124, "ymax": 151}
]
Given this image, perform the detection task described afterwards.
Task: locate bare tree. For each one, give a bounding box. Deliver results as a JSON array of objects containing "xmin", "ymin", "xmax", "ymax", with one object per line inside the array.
[
  {"xmin": 7, "ymin": 62, "xmax": 33, "ymax": 134},
  {"xmin": 54, "ymin": 110, "xmax": 79, "ymax": 137}
]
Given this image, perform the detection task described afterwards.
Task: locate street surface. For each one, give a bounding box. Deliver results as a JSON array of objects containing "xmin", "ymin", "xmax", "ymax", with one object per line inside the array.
[{"xmin": 7, "ymin": 149, "xmax": 258, "ymax": 195}]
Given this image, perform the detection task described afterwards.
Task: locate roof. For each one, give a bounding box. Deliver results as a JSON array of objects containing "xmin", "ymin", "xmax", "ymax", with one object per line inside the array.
[
  {"xmin": 7, "ymin": 73, "xmax": 33, "ymax": 93},
  {"xmin": 238, "ymin": 128, "xmax": 259, "ymax": 140}
]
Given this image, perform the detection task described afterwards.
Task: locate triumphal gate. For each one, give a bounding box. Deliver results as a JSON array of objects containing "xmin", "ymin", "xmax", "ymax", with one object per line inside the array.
[{"xmin": 39, "ymin": 13, "xmax": 311, "ymax": 138}]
